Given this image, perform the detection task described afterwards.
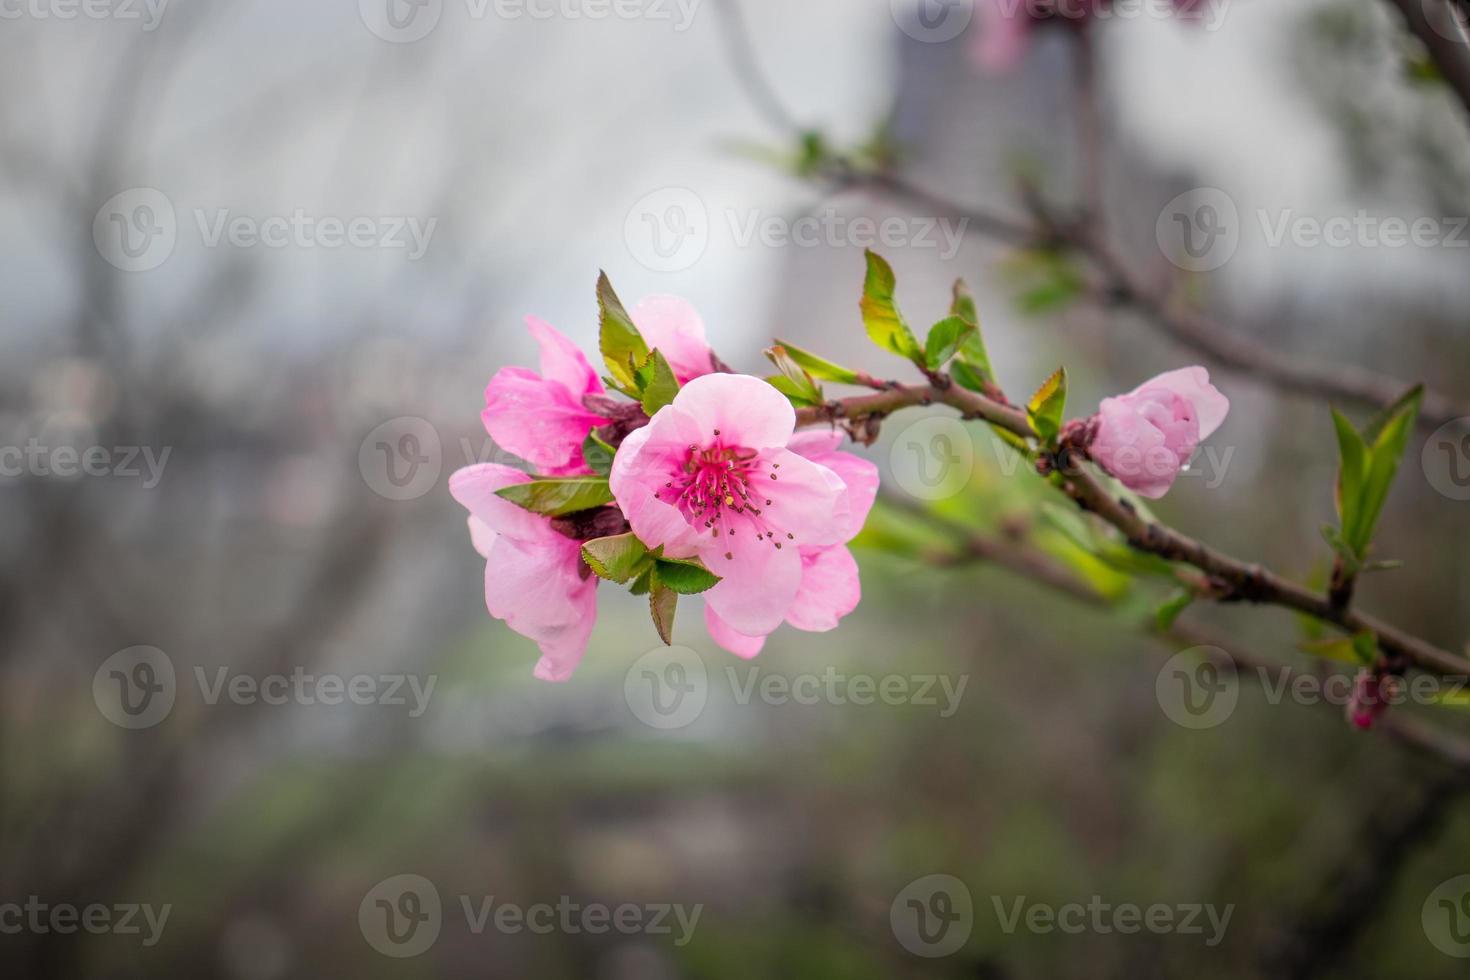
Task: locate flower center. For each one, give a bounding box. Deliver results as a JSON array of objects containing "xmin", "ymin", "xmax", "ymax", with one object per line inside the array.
[{"xmin": 653, "ymin": 431, "xmax": 796, "ymax": 560}]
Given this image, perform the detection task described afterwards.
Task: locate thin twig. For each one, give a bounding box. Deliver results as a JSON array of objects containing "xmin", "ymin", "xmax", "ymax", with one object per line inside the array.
[{"xmin": 797, "ymin": 380, "xmax": 1470, "ymax": 680}]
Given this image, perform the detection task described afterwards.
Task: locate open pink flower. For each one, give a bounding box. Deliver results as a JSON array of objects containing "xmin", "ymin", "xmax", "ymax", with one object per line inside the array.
[
  {"xmin": 1088, "ymin": 366, "xmax": 1229, "ymax": 499},
  {"xmin": 703, "ymin": 430, "xmax": 879, "ymax": 658},
  {"xmin": 632, "ymin": 295, "xmax": 716, "ymax": 383},
  {"xmin": 971, "ymin": 0, "xmax": 1210, "ymax": 74},
  {"xmin": 449, "ymin": 463, "xmax": 597, "ymax": 681},
  {"xmin": 610, "ymin": 374, "xmax": 852, "ymax": 637},
  {"xmin": 482, "ymin": 316, "xmax": 609, "ymax": 476}
]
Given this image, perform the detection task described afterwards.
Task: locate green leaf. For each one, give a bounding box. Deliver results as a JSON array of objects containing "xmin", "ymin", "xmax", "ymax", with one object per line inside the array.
[
  {"xmin": 1155, "ymin": 590, "xmax": 1195, "ymax": 631},
  {"xmin": 495, "ymin": 477, "xmax": 614, "ymax": 517},
  {"xmin": 1330, "ymin": 408, "xmax": 1367, "ymax": 533},
  {"xmin": 1298, "ymin": 637, "xmax": 1366, "ymax": 666},
  {"xmin": 859, "ymin": 249, "xmax": 922, "ymax": 363},
  {"xmin": 581, "ymin": 431, "xmax": 615, "ymax": 477},
  {"xmin": 648, "ymin": 577, "xmax": 677, "ymax": 645},
  {"xmin": 765, "ymin": 346, "xmax": 824, "ymax": 406},
  {"xmin": 1350, "ymin": 385, "xmax": 1421, "ymax": 556},
  {"xmin": 1351, "ymin": 630, "xmax": 1379, "ymax": 667},
  {"xmin": 638, "ymin": 348, "xmax": 681, "ymax": 415},
  {"xmin": 580, "ymin": 533, "xmax": 649, "ymax": 584},
  {"xmin": 772, "ymin": 338, "xmax": 862, "ymax": 386},
  {"xmin": 923, "ymin": 315, "xmax": 976, "ymax": 371},
  {"xmin": 949, "ymin": 279, "xmax": 996, "ymax": 385},
  {"xmin": 597, "ymin": 272, "xmax": 649, "ymax": 393},
  {"xmin": 1026, "ymin": 367, "xmax": 1068, "ymax": 444},
  {"xmin": 1364, "ymin": 384, "xmax": 1424, "ymax": 445},
  {"xmin": 949, "ymin": 359, "xmax": 989, "ymax": 394},
  {"xmin": 629, "ymin": 565, "xmax": 654, "ymax": 596},
  {"xmin": 653, "ymin": 557, "xmax": 722, "ymax": 595},
  {"xmin": 1319, "ymin": 523, "xmax": 1358, "ymax": 570}
]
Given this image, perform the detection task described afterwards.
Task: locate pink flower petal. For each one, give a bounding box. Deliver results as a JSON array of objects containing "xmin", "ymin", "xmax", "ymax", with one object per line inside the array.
[
  {"xmin": 790, "ymin": 432, "xmax": 879, "ymax": 541},
  {"xmin": 755, "ymin": 448, "xmax": 851, "ymax": 550},
  {"xmin": 1133, "ymin": 366, "xmax": 1229, "ymax": 441},
  {"xmin": 482, "ymin": 367, "xmax": 607, "ymax": 475},
  {"xmin": 785, "ymin": 545, "xmax": 862, "ymax": 633},
  {"xmin": 483, "ymin": 535, "xmax": 596, "ymax": 678},
  {"xmin": 701, "ymin": 523, "xmax": 804, "ymax": 636},
  {"xmin": 671, "ymin": 374, "xmax": 795, "ymax": 451},
  {"xmin": 526, "ymin": 315, "xmax": 604, "ymax": 400},
  {"xmin": 607, "ymin": 409, "xmax": 706, "ymax": 558},
  {"xmin": 632, "ymin": 295, "xmax": 715, "ymax": 383},
  {"xmin": 704, "ymin": 603, "xmax": 767, "ymax": 659},
  {"xmin": 449, "ymin": 464, "xmax": 543, "ymax": 541}
]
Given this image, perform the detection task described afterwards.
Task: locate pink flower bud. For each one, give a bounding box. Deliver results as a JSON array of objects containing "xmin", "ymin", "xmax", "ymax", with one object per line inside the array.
[{"xmin": 1087, "ymin": 367, "xmax": 1229, "ymax": 499}]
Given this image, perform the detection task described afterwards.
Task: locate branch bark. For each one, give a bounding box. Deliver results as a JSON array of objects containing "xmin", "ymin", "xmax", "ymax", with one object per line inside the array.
[{"xmin": 797, "ymin": 380, "xmax": 1470, "ymax": 680}]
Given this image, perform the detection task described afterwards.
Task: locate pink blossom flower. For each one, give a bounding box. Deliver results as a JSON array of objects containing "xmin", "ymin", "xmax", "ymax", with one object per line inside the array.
[
  {"xmin": 971, "ymin": 0, "xmax": 1209, "ymax": 74},
  {"xmin": 1347, "ymin": 669, "xmax": 1395, "ymax": 730},
  {"xmin": 609, "ymin": 374, "xmax": 853, "ymax": 638},
  {"xmin": 703, "ymin": 430, "xmax": 880, "ymax": 658},
  {"xmin": 1088, "ymin": 366, "xmax": 1229, "ymax": 499},
  {"xmin": 481, "ymin": 316, "xmax": 609, "ymax": 476},
  {"xmin": 449, "ymin": 463, "xmax": 597, "ymax": 681},
  {"xmin": 632, "ymin": 295, "xmax": 716, "ymax": 383}
]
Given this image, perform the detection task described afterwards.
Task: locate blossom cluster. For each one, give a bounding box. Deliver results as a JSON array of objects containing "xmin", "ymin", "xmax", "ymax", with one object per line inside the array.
[
  {"xmin": 450, "ymin": 259, "xmax": 1228, "ymax": 681},
  {"xmin": 450, "ymin": 290, "xmax": 878, "ymax": 680}
]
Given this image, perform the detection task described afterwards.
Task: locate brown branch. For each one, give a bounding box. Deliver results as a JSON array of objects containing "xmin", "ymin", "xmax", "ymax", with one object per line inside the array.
[
  {"xmin": 1382, "ymin": 0, "xmax": 1470, "ymax": 119},
  {"xmin": 854, "ymin": 172, "xmax": 1470, "ymax": 432},
  {"xmin": 892, "ymin": 495, "xmax": 1470, "ymax": 772},
  {"xmin": 798, "ymin": 381, "xmax": 1470, "ymax": 680}
]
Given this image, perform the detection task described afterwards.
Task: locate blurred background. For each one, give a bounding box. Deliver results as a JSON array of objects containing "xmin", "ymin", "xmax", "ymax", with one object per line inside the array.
[{"xmin": 4, "ymin": 0, "xmax": 1470, "ymax": 976}]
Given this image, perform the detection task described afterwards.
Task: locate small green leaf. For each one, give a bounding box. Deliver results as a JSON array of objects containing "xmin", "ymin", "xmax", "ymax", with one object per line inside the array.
[
  {"xmin": 1319, "ymin": 523, "xmax": 1359, "ymax": 569},
  {"xmin": 1350, "ymin": 385, "xmax": 1422, "ymax": 556},
  {"xmin": 639, "ymin": 349, "xmax": 681, "ymax": 415},
  {"xmin": 1298, "ymin": 636, "xmax": 1365, "ymax": 666},
  {"xmin": 629, "ymin": 565, "xmax": 654, "ymax": 596},
  {"xmin": 766, "ymin": 375, "xmax": 824, "ymax": 408},
  {"xmin": 1330, "ymin": 408, "xmax": 1367, "ymax": 534},
  {"xmin": 597, "ymin": 272, "xmax": 649, "ymax": 393},
  {"xmin": 923, "ymin": 315, "xmax": 976, "ymax": 371},
  {"xmin": 1351, "ymin": 630, "xmax": 1379, "ymax": 667},
  {"xmin": 581, "ymin": 532, "xmax": 650, "ymax": 584},
  {"xmin": 582, "ymin": 431, "xmax": 615, "ymax": 477},
  {"xmin": 649, "ymin": 577, "xmax": 677, "ymax": 645},
  {"xmin": 765, "ymin": 346, "xmax": 824, "ymax": 406},
  {"xmin": 859, "ymin": 250, "xmax": 922, "ymax": 363},
  {"xmin": 949, "ymin": 279, "xmax": 996, "ymax": 385},
  {"xmin": 949, "ymin": 359, "xmax": 989, "ymax": 394},
  {"xmin": 771, "ymin": 339, "xmax": 862, "ymax": 385},
  {"xmin": 1360, "ymin": 559, "xmax": 1405, "ymax": 573},
  {"xmin": 1155, "ymin": 590, "xmax": 1195, "ymax": 631},
  {"xmin": 495, "ymin": 477, "xmax": 614, "ymax": 517},
  {"xmin": 1026, "ymin": 367, "xmax": 1068, "ymax": 444},
  {"xmin": 653, "ymin": 557, "xmax": 722, "ymax": 595}
]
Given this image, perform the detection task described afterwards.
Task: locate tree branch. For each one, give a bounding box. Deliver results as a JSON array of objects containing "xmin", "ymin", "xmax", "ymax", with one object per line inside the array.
[{"xmin": 797, "ymin": 380, "xmax": 1470, "ymax": 680}]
